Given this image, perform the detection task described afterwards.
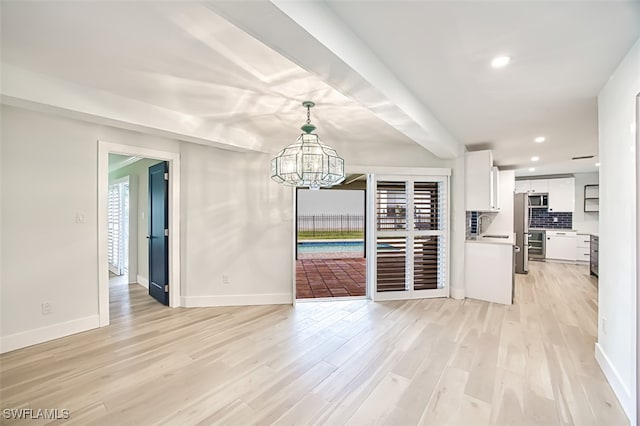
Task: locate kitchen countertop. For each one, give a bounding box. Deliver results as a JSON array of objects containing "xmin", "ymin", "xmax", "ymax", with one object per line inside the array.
[
  {"xmin": 529, "ymin": 228, "xmax": 577, "ymax": 232},
  {"xmin": 466, "ymin": 234, "xmax": 515, "ymax": 245}
]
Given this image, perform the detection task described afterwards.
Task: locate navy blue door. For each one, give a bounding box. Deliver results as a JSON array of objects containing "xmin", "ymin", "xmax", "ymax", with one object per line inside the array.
[{"xmin": 148, "ymin": 161, "xmax": 169, "ymax": 305}]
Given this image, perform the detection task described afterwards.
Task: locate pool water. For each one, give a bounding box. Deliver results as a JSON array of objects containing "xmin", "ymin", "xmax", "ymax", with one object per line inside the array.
[{"xmin": 297, "ymin": 240, "xmax": 364, "ymax": 254}]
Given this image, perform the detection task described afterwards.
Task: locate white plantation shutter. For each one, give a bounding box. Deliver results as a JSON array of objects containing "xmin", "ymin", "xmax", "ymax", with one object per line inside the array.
[
  {"xmin": 412, "ymin": 180, "xmax": 447, "ymax": 291},
  {"xmin": 372, "ymin": 175, "xmax": 449, "ymax": 300},
  {"xmin": 108, "ymin": 181, "xmax": 128, "ymax": 275}
]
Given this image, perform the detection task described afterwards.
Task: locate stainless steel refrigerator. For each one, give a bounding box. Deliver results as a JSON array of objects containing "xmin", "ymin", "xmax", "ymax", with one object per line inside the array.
[{"xmin": 514, "ymin": 193, "xmax": 529, "ymax": 274}]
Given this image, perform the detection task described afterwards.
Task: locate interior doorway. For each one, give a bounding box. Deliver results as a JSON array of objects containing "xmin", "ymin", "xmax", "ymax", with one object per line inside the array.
[
  {"xmin": 295, "ymin": 175, "xmax": 367, "ymax": 300},
  {"xmin": 107, "ymin": 155, "xmax": 167, "ymax": 307},
  {"xmin": 108, "ymin": 176, "xmax": 130, "ymax": 279},
  {"xmin": 98, "ymin": 141, "xmax": 181, "ymax": 326}
]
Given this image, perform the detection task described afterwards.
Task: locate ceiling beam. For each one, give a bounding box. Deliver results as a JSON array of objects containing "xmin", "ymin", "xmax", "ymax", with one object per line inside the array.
[
  {"xmin": 1, "ymin": 64, "xmax": 266, "ymax": 153},
  {"xmin": 210, "ymin": 0, "xmax": 463, "ymax": 159}
]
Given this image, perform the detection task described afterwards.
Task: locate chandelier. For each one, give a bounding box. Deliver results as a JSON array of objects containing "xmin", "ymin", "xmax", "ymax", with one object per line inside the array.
[{"xmin": 271, "ymin": 101, "xmax": 345, "ymax": 190}]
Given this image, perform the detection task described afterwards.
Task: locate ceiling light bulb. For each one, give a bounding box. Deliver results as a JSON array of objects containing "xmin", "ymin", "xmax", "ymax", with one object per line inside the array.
[
  {"xmin": 534, "ymin": 136, "xmax": 545, "ymax": 143},
  {"xmin": 528, "ymin": 167, "xmax": 536, "ymax": 172},
  {"xmin": 531, "ymin": 156, "xmax": 540, "ymax": 162},
  {"xmin": 595, "ymin": 162, "xmax": 600, "ymax": 167},
  {"xmin": 491, "ymin": 56, "xmax": 511, "ymax": 68}
]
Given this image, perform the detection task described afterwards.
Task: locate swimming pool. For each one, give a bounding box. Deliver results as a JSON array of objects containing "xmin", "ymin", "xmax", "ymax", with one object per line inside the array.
[{"xmin": 297, "ymin": 240, "xmax": 364, "ymax": 254}]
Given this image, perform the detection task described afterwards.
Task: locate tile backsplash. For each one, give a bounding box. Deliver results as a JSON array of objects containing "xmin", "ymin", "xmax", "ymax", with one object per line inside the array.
[
  {"xmin": 529, "ymin": 209, "xmax": 573, "ymax": 229},
  {"xmin": 466, "ymin": 211, "xmax": 478, "ymax": 238}
]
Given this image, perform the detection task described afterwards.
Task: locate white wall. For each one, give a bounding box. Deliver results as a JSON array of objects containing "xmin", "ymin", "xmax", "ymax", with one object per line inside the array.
[
  {"xmin": 179, "ymin": 142, "xmax": 294, "ymax": 304},
  {"xmin": 1, "ymin": 104, "xmax": 463, "ymax": 351},
  {"xmin": 573, "ymin": 172, "xmax": 599, "ymax": 234},
  {"xmin": 297, "ymin": 189, "xmax": 364, "ymax": 215},
  {"xmin": 597, "ymin": 37, "xmax": 639, "ymax": 423},
  {"xmin": 0, "ymin": 105, "xmax": 181, "ymax": 351}
]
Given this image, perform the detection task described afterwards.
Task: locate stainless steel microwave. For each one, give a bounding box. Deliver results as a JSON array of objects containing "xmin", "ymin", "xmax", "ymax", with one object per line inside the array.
[{"xmin": 528, "ymin": 193, "xmax": 548, "ymax": 208}]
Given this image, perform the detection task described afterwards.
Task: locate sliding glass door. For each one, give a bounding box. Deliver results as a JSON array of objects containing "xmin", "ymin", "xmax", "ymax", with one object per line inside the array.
[{"xmin": 367, "ymin": 174, "xmax": 449, "ymax": 300}]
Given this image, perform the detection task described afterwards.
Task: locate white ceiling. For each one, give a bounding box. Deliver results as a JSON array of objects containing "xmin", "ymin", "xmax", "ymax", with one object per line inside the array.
[
  {"xmin": 108, "ymin": 154, "xmax": 142, "ymax": 173},
  {"xmin": 2, "ymin": 1, "xmax": 640, "ymax": 176},
  {"xmin": 0, "ymin": 2, "xmax": 418, "ymax": 154},
  {"xmin": 322, "ymin": 0, "xmax": 640, "ymax": 174}
]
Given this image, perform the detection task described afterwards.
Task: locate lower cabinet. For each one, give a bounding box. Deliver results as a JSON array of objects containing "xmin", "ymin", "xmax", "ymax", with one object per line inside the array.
[
  {"xmin": 590, "ymin": 235, "xmax": 599, "ymax": 277},
  {"xmin": 576, "ymin": 234, "xmax": 591, "ymax": 263},
  {"xmin": 546, "ymin": 230, "xmax": 577, "ymax": 261}
]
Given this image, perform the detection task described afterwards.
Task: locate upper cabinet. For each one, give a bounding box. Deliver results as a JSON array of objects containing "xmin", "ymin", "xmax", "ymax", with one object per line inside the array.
[
  {"xmin": 465, "ymin": 150, "xmax": 499, "ymax": 211},
  {"xmin": 529, "ymin": 179, "xmax": 549, "ymax": 193},
  {"xmin": 514, "ymin": 180, "xmax": 530, "ymax": 194},
  {"xmin": 514, "ymin": 176, "xmax": 575, "ymax": 212},
  {"xmin": 548, "ymin": 177, "xmax": 575, "ymax": 212}
]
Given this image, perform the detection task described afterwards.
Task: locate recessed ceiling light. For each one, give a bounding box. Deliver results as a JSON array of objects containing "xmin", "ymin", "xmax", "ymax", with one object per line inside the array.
[
  {"xmin": 528, "ymin": 167, "xmax": 536, "ymax": 172},
  {"xmin": 531, "ymin": 156, "xmax": 540, "ymax": 162},
  {"xmin": 534, "ymin": 136, "xmax": 545, "ymax": 143},
  {"xmin": 595, "ymin": 162, "xmax": 600, "ymax": 167},
  {"xmin": 491, "ymin": 56, "xmax": 511, "ymax": 68}
]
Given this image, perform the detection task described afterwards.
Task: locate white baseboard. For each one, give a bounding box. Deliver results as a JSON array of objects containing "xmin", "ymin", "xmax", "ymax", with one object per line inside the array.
[
  {"xmin": 595, "ymin": 342, "xmax": 633, "ymax": 423},
  {"xmin": 450, "ymin": 288, "xmax": 465, "ymax": 300},
  {"xmin": 0, "ymin": 315, "xmax": 100, "ymax": 354},
  {"xmin": 136, "ymin": 274, "xmax": 149, "ymax": 289},
  {"xmin": 182, "ymin": 293, "xmax": 292, "ymax": 307}
]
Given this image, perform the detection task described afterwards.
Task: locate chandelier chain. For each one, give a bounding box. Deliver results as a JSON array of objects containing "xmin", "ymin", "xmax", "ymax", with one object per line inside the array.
[{"xmin": 306, "ymin": 105, "xmax": 311, "ymax": 125}]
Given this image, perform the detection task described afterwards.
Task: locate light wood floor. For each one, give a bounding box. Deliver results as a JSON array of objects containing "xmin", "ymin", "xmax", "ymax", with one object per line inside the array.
[{"xmin": 0, "ymin": 262, "xmax": 628, "ymax": 425}]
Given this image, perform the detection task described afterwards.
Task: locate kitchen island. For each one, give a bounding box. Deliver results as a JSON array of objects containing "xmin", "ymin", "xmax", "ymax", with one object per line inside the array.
[{"xmin": 465, "ymin": 234, "xmax": 515, "ymax": 305}]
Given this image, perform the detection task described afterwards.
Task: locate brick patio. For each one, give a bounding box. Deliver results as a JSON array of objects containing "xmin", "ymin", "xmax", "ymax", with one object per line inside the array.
[{"xmin": 296, "ymin": 257, "xmax": 366, "ymax": 299}]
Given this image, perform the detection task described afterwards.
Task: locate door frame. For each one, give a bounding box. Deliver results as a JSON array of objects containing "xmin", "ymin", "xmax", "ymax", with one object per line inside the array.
[
  {"xmin": 293, "ymin": 186, "xmax": 368, "ymax": 301},
  {"xmin": 97, "ymin": 140, "xmax": 181, "ymax": 326}
]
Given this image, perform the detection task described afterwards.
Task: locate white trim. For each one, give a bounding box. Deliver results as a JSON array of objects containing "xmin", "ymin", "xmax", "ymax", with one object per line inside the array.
[
  {"xmin": 450, "ymin": 288, "xmax": 465, "ymax": 300},
  {"xmin": 347, "ymin": 165, "xmax": 451, "ymax": 177},
  {"xmin": 181, "ymin": 293, "xmax": 292, "ymax": 307},
  {"xmin": 292, "ymin": 187, "xmax": 297, "ymax": 306},
  {"xmin": 595, "ymin": 342, "xmax": 633, "ymax": 421},
  {"xmin": 0, "ymin": 315, "xmax": 100, "ymax": 354},
  {"xmin": 136, "ymin": 274, "xmax": 149, "ymax": 289},
  {"xmin": 98, "ymin": 140, "xmax": 181, "ymax": 327}
]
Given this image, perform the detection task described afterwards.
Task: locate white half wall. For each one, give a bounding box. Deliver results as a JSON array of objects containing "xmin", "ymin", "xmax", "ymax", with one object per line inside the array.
[{"xmin": 597, "ymin": 36, "xmax": 639, "ymax": 423}]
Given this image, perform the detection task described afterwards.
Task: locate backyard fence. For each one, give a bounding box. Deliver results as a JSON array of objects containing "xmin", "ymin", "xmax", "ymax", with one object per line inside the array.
[{"xmin": 297, "ymin": 214, "xmax": 365, "ymax": 236}]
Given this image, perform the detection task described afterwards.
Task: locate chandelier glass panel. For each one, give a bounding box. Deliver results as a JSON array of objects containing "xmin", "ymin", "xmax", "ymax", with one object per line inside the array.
[{"xmin": 271, "ymin": 101, "xmax": 345, "ymax": 190}]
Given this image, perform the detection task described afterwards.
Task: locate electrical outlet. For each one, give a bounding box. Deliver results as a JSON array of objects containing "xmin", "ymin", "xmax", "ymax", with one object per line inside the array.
[
  {"xmin": 553, "ymin": 217, "xmax": 558, "ymax": 223},
  {"xmin": 222, "ymin": 274, "xmax": 230, "ymax": 285},
  {"xmin": 42, "ymin": 302, "xmax": 53, "ymax": 315},
  {"xmin": 602, "ymin": 317, "xmax": 607, "ymax": 334}
]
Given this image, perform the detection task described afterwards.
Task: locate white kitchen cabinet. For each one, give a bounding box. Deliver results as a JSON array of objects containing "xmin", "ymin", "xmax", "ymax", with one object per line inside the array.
[
  {"xmin": 529, "ymin": 179, "xmax": 549, "ymax": 193},
  {"xmin": 465, "ymin": 240, "xmax": 514, "ymax": 305},
  {"xmin": 576, "ymin": 234, "xmax": 591, "ymax": 263},
  {"xmin": 548, "ymin": 177, "xmax": 575, "ymax": 212},
  {"xmin": 546, "ymin": 230, "xmax": 577, "ymax": 261},
  {"xmin": 465, "ymin": 150, "xmax": 499, "ymax": 211},
  {"xmin": 515, "ymin": 180, "xmax": 530, "ymax": 194},
  {"xmin": 491, "ymin": 167, "xmax": 500, "ymax": 211}
]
